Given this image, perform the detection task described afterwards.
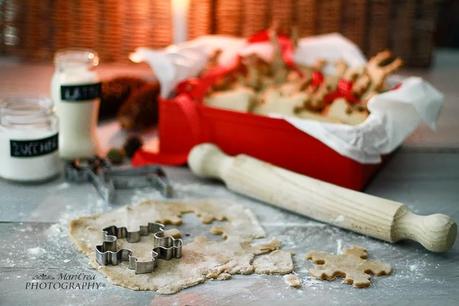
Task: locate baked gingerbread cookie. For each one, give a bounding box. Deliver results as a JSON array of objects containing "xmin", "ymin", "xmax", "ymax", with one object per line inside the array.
[{"xmin": 305, "ymin": 246, "xmax": 391, "ymax": 288}]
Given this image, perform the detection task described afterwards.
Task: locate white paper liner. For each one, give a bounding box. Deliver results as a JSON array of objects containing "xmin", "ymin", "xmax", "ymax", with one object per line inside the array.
[{"xmin": 131, "ymin": 33, "xmax": 443, "ymax": 164}]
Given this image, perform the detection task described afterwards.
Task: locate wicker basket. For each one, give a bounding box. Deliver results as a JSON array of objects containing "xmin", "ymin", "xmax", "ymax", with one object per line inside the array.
[
  {"xmin": 411, "ymin": 0, "xmax": 438, "ymax": 67},
  {"xmin": 366, "ymin": 0, "xmax": 391, "ymax": 58},
  {"xmin": 188, "ymin": 0, "xmax": 213, "ymax": 39},
  {"xmin": 242, "ymin": 0, "xmax": 269, "ymax": 37},
  {"xmin": 316, "ymin": 0, "xmax": 342, "ymax": 34},
  {"xmin": 341, "ymin": 0, "xmax": 367, "ymax": 47},
  {"xmin": 295, "ymin": 0, "xmax": 317, "ymax": 38},
  {"xmin": 0, "ymin": 0, "xmax": 176, "ymax": 62},
  {"xmin": 97, "ymin": 1, "xmax": 123, "ymax": 62},
  {"xmin": 215, "ymin": 0, "xmax": 243, "ymax": 36},
  {"xmin": 271, "ymin": 1, "xmax": 295, "ymax": 34},
  {"xmin": 390, "ymin": 0, "xmax": 416, "ymax": 63},
  {"xmin": 0, "ymin": 0, "xmax": 439, "ymax": 66}
]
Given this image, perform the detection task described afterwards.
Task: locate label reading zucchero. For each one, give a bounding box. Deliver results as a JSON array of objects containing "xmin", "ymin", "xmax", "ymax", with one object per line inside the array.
[
  {"xmin": 60, "ymin": 83, "xmax": 101, "ymax": 101},
  {"xmin": 10, "ymin": 134, "xmax": 58, "ymax": 158}
]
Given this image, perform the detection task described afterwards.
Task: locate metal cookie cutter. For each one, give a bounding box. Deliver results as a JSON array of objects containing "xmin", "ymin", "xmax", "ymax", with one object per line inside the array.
[
  {"xmin": 64, "ymin": 157, "xmax": 113, "ymax": 201},
  {"xmin": 106, "ymin": 165, "xmax": 173, "ymax": 198},
  {"xmin": 95, "ymin": 223, "xmax": 182, "ymax": 274},
  {"xmin": 65, "ymin": 157, "xmax": 174, "ymax": 202}
]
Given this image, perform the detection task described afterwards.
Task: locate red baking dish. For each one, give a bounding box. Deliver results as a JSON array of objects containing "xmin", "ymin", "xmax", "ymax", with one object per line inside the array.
[
  {"xmin": 132, "ymin": 32, "xmax": 385, "ymax": 190},
  {"xmin": 132, "ymin": 72, "xmax": 384, "ymax": 190}
]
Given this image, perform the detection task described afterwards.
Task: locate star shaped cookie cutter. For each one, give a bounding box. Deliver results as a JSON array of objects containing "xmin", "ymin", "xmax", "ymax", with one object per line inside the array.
[{"xmin": 95, "ymin": 222, "xmax": 182, "ymax": 274}]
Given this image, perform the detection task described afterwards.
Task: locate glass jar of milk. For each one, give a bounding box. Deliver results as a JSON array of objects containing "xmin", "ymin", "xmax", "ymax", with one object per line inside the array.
[
  {"xmin": 0, "ymin": 97, "xmax": 60, "ymax": 182},
  {"xmin": 52, "ymin": 49, "xmax": 100, "ymax": 160}
]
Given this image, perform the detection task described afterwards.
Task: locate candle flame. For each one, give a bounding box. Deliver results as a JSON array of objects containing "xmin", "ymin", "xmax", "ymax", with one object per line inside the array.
[
  {"xmin": 172, "ymin": 0, "xmax": 190, "ymax": 10},
  {"xmin": 129, "ymin": 52, "xmax": 143, "ymax": 63}
]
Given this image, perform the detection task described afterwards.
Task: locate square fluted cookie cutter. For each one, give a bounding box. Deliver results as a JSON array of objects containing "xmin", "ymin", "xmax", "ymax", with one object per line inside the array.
[
  {"xmin": 65, "ymin": 157, "xmax": 174, "ymax": 203},
  {"xmin": 95, "ymin": 222, "xmax": 182, "ymax": 274}
]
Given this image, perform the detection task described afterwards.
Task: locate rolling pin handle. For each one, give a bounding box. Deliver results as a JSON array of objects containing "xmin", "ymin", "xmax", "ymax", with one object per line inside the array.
[
  {"xmin": 188, "ymin": 143, "xmax": 230, "ymax": 179},
  {"xmin": 393, "ymin": 209, "xmax": 457, "ymax": 253}
]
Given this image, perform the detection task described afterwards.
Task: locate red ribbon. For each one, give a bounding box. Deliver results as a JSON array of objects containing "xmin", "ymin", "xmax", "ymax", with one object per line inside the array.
[
  {"xmin": 391, "ymin": 83, "xmax": 402, "ymax": 91},
  {"xmin": 324, "ymin": 79, "xmax": 360, "ymax": 105},
  {"xmin": 247, "ymin": 30, "xmax": 295, "ymax": 66},
  {"xmin": 176, "ymin": 30, "xmax": 297, "ymax": 101},
  {"xmin": 311, "ymin": 71, "xmax": 324, "ymax": 89}
]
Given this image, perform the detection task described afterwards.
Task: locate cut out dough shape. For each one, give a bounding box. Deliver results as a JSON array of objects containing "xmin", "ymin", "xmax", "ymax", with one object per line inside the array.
[
  {"xmin": 69, "ymin": 199, "xmax": 293, "ymax": 294},
  {"xmin": 283, "ymin": 274, "xmax": 302, "ymax": 288},
  {"xmin": 305, "ymin": 246, "xmax": 391, "ymax": 288},
  {"xmin": 253, "ymin": 250, "xmax": 293, "ymax": 274}
]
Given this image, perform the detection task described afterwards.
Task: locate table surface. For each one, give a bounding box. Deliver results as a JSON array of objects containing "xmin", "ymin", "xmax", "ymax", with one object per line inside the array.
[{"xmin": 1, "ymin": 51, "xmax": 458, "ymax": 306}]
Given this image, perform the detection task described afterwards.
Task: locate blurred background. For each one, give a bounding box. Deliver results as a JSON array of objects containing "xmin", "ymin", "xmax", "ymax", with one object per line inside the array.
[{"xmin": 1, "ymin": 0, "xmax": 458, "ymax": 67}]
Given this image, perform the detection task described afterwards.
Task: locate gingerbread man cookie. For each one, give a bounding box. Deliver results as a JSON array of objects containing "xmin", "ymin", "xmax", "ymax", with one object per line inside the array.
[
  {"xmin": 305, "ymin": 246, "xmax": 391, "ymax": 288},
  {"xmin": 362, "ymin": 50, "xmax": 403, "ymax": 99}
]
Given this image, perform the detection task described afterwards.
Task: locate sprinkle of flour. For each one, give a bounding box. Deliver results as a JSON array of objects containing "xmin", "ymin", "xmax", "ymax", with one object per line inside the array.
[
  {"xmin": 27, "ymin": 247, "xmax": 46, "ymax": 257},
  {"xmin": 334, "ymin": 215, "xmax": 345, "ymax": 223},
  {"xmin": 336, "ymin": 239, "xmax": 343, "ymax": 254}
]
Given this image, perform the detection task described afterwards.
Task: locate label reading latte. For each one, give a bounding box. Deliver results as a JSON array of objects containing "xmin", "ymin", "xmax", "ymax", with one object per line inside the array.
[
  {"xmin": 10, "ymin": 134, "xmax": 58, "ymax": 158},
  {"xmin": 60, "ymin": 83, "xmax": 101, "ymax": 101}
]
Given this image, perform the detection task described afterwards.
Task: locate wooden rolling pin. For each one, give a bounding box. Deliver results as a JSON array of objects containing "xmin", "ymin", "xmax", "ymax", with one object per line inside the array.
[{"xmin": 188, "ymin": 143, "xmax": 457, "ymax": 252}]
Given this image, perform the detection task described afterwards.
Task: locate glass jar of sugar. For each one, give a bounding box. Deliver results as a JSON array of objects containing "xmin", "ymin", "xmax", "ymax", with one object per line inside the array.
[
  {"xmin": 0, "ymin": 97, "xmax": 60, "ymax": 182},
  {"xmin": 51, "ymin": 49, "xmax": 100, "ymax": 160}
]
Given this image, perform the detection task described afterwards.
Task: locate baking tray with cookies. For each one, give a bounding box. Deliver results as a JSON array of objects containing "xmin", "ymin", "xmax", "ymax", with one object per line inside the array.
[{"xmin": 132, "ymin": 31, "xmax": 443, "ymax": 191}]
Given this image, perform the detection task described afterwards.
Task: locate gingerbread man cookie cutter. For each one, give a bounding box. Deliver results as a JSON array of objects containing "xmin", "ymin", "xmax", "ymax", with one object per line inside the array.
[{"xmin": 95, "ymin": 223, "xmax": 182, "ymax": 274}]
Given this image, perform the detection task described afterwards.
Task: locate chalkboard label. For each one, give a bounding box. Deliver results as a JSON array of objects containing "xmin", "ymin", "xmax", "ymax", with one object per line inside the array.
[
  {"xmin": 10, "ymin": 134, "xmax": 58, "ymax": 158},
  {"xmin": 60, "ymin": 83, "xmax": 101, "ymax": 101}
]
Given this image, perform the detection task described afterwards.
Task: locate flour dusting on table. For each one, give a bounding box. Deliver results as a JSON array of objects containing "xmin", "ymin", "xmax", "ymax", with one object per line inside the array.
[{"xmin": 22, "ymin": 181, "xmax": 446, "ymax": 299}]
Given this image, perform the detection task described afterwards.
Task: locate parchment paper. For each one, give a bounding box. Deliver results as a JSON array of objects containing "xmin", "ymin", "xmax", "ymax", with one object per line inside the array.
[{"xmin": 131, "ymin": 33, "xmax": 443, "ymax": 163}]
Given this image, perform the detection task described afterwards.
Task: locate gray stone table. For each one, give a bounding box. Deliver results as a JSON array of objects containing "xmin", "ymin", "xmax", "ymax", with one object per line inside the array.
[{"xmin": 0, "ymin": 51, "xmax": 458, "ymax": 306}]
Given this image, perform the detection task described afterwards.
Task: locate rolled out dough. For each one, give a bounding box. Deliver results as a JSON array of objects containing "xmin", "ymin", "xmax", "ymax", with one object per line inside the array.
[{"xmin": 69, "ymin": 199, "xmax": 293, "ymax": 294}]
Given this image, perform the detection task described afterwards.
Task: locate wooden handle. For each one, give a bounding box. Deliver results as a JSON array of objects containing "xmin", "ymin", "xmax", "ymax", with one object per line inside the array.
[{"xmin": 188, "ymin": 143, "xmax": 457, "ymax": 252}]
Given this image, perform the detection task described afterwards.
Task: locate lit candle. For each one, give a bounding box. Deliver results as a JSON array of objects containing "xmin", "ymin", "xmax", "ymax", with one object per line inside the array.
[{"xmin": 171, "ymin": 0, "xmax": 190, "ymax": 45}]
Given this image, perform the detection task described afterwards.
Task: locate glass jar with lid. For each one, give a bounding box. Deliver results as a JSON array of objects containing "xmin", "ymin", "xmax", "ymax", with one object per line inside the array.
[
  {"xmin": 0, "ymin": 97, "xmax": 60, "ymax": 182},
  {"xmin": 51, "ymin": 48, "xmax": 101, "ymax": 160}
]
